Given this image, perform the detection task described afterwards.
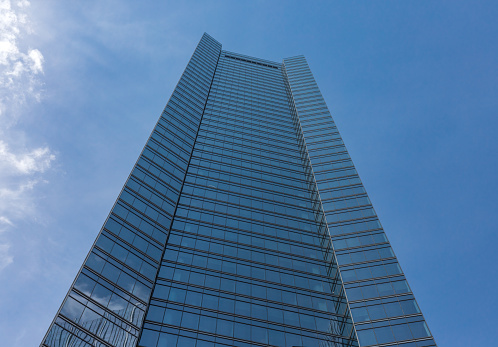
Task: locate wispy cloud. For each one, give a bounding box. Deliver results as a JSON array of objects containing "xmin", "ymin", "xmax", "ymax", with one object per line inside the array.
[{"xmin": 0, "ymin": 0, "xmax": 55, "ymax": 270}]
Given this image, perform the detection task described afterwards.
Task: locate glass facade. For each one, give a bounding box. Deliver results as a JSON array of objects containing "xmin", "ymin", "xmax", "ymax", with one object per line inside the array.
[{"xmin": 41, "ymin": 33, "xmax": 436, "ymax": 347}]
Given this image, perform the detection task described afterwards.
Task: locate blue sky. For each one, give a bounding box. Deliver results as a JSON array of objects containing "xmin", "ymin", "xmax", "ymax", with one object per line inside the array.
[{"xmin": 0, "ymin": 1, "xmax": 496, "ymax": 346}]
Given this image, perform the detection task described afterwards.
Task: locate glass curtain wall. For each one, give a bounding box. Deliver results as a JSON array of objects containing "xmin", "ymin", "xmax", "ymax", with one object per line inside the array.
[{"xmin": 138, "ymin": 50, "xmax": 358, "ymax": 347}]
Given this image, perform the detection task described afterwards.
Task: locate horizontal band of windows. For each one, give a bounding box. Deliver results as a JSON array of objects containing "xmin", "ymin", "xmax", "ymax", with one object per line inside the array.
[
  {"xmin": 315, "ymin": 176, "xmax": 363, "ymax": 193},
  {"xmin": 216, "ymin": 69, "xmax": 284, "ymax": 84},
  {"xmin": 84, "ymin": 249, "xmax": 152, "ymax": 301},
  {"xmin": 186, "ymin": 165, "xmax": 310, "ymax": 199},
  {"xmin": 125, "ymin": 177, "xmax": 178, "ymax": 211},
  {"xmin": 210, "ymin": 80, "xmax": 287, "ymax": 99},
  {"xmin": 289, "ymin": 84, "xmax": 321, "ymax": 93},
  {"xmin": 103, "ymin": 218, "xmax": 163, "ymax": 262},
  {"xmin": 324, "ymin": 207, "xmax": 376, "ymax": 224},
  {"xmin": 297, "ymin": 110, "xmax": 333, "ymax": 121},
  {"xmin": 183, "ymin": 176, "xmax": 311, "ymax": 211},
  {"xmin": 181, "ymin": 191, "xmax": 315, "ymax": 222},
  {"xmin": 299, "ymin": 115, "xmax": 332, "ymax": 126},
  {"xmin": 127, "ymin": 174, "xmax": 180, "ymax": 212},
  {"xmin": 112, "ymin": 202, "xmax": 170, "ymax": 241},
  {"xmin": 205, "ymin": 99, "xmax": 292, "ymax": 120},
  {"xmin": 209, "ymin": 93, "xmax": 290, "ymax": 111},
  {"xmin": 319, "ymin": 187, "xmax": 368, "ymax": 202},
  {"xmin": 212, "ymin": 76, "xmax": 287, "ymax": 91},
  {"xmin": 50, "ymin": 316, "xmax": 127, "ymax": 347},
  {"xmin": 67, "ymin": 288, "xmax": 143, "ymax": 331},
  {"xmin": 176, "ymin": 78, "xmax": 209, "ymax": 101},
  {"xmin": 184, "ymin": 178, "xmax": 313, "ymax": 213},
  {"xmin": 328, "ymin": 218, "xmax": 383, "ymax": 238},
  {"xmin": 155, "ymin": 261, "xmax": 346, "ymax": 312},
  {"xmin": 292, "ymin": 93, "xmax": 324, "ymax": 104},
  {"xmin": 210, "ymin": 84, "xmax": 289, "ymax": 100},
  {"xmin": 208, "ymin": 94, "xmax": 291, "ymax": 114},
  {"xmin": 321, "ymin": 197, "xmax": 371, "ymax": 213},
  {"xmin": 289, "ymin": 86, "xmax": 321, "ymax": 96},
  {"xmin": 199, "ymin": 121, "xmax": 298, "ymax": 149},
  {"xmin": 214, "ymin": 67, "xmax": 285, "ymax": 84},
  {"xmin": 171, "ymin": 218, "xmax": 327, "ymax": 260},
  {"xmin": 194, "ymin": 165, "xmax": 309, "ymax": 208},
  {"xmin": 133, "ymin": 161, "xmax": 182, "ymax": 199},
  {"xmin": 351, "ymin": 306, "xmax": 428, "ymax": 333},
  {"xmin": 302, "ymin": 126, "xmax": 338, "ymax": 137},
  {"xmin": 288, "ymin": 78, "xmax": 317, "ymax": 87},
  {"xmin": 71, "ymin": 273, "xmax": 147, "ymax": 324},
  {"xmin": 288, "ymin": 77, "xmax": 317, "ymax": 86},
  {"xmin": 187, "ymin": 161, "xmax": 308, "ymax": 192},
  {"xmin": 314, "ymin": 166, "xmax": 358, "ymax": 179},
  {"xmin": 301, "ymin": 122, "xmax": 337, "ymax": 133},
  {"xmin": 157, "ymin": 113, "xmax": 197, "ymax": 140},
  {"xmin": 157, "ymin": 262, "xmax": 344, "ymax": 300},
  {"xmin": 169, "ymin": 227, "xmax": 328, "ymax": 266},
  {"xmin": 161, "ymin": 105, "xmax": 199, "ymax": 133},
  {"xmin": 120, "ymin": 187, "xmax": 175, "ymax": 222},
  {"xmin": 315, "ymin": 170, "xmax": 359, "ymax": 183},
  {"xmin": 156, "ymin": 115, "xmax": 196, "ymax": 143},
  {"xmin": 145, "ymin": 298, "xmax": 352, "ymax": 340},
  {"xmin": 340, "ymin": 255, "xmax": 399, "ymax": 272},
  {"xmin": 169, "ymin": 91, "xmax": 205, "ymax": 114},
  {"xmin": 297, "ymin": 107, "xmax": 330, "ymax": 116},
  {"xmin": 93, "ymin": 241, "xmax": 156, "ymax": 283},
  {"xmin": 150, "ymin": 128, "xmax": 192, "ymax": 156},
  {"xmin": 99, "ymin": 225, "xmax": 161, "ymax": 265},
  {"xmin": 196, "ymin": 131, "xmax": 300, "ymax": 157},
  {"xmin": 345, "ymin": 278, "xmax": 411, "ymax": 303},
  {"xmin": 141, "ymin": 317, "xmax": 355, "ymax": 347},
  {"xmin": 306, "ymin": 140, "xmax": 345, "ymax": 153},
  {"xmin": 192, "ymin": 141, "xmax": 303, "ymax": 167},
  {"xmin": 202, "ymin": 113, "xmax": 297, "ymax": 140},
  {"xmin": 309, "ymin": 154, "xmax": 351, "ymax": 168},
  {"xmin": 115, "ymin": 195, "xmax": 173, "ymax": 231},
  {"xmin": 333, "ymin": 231, "xmax": 388, "ymax": 250},
  {"xmin": 204, "ymin": 103, "xmax": 294, "ymax": 123},
  {"xmin": 203, "ymin": 104, "xmax": 294, "ymax": 127},
  {"xmin": 173, "ymin": 208, "xmax": 325, "ymax": 246},
  {"xmin": 176, "ymin": 201, "xmax": 317, "ymax": 232},
  {"xmin": 308, "ymin": 146, "xmax": 349, "ymax": 158},
  {"xmin": 195, "ymin": 135, "xmax": 301, "ymax": 160},
  {"xmin": 166, "ymin": 239, "xmax": 335, "ymax": 284},
  {"xmin": 308, "ymin": 149, "xmax": 350, "ymax": 163},
  {"xmin": 80, "ymin": 260, "xmax": 150, "ymax": 308},
  {"xmin": 340, "ymin": 261, "xmax": 401, "ymax": 283},
  {"xmin": 193, "ymin": 142, "xmax": 304, "ymax": 176},
  {"xmin": 291, "ymin": 81, "xmax": 320, "ymax": 90},
  {"xmin": 141, "ymin": 146, "xmax": 188, "ymax": 181},
  {"xmin": 190, "ymin": 148, "xmax": 306, "ymax": 180},
  {"xmin": 150, "ymin": 278, "xmax": 347, "ymax": 323},
  {"xmin": 209, "ymin": 92, "xmax": 290, "ymax": 111}
]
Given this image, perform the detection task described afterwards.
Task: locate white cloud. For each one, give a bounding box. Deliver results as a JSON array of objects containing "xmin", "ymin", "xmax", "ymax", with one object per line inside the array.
[
  {"xmin": 0, "ymin": 140, "xmax": 54, "ymax": 175},
  {"xmin": 0, "ymin": 0, "xmax": 54, "ymax": 270}
]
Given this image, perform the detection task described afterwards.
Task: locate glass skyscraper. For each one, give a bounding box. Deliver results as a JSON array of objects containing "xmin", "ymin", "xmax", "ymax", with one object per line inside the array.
[{"xmin": 42, "ymin": 33, "xmax": 436, "ymax": 347}]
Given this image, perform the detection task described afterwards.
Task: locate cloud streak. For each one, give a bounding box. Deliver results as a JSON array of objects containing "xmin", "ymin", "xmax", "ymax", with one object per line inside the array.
[{"xmin": 0, "ymin": 0, "xmax": 55, "ymax": 270}]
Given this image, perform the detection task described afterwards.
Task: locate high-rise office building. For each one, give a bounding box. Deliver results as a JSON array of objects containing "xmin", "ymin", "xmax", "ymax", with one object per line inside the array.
[{"xmin": 42, "ymin": 33, "xmax": 436, "ymax": 347}]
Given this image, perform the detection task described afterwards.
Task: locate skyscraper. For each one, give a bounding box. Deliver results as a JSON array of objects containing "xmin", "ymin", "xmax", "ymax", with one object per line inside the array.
[{"xmin": 42, "ymin": 33, "xmax": 436, "ymax": 347}]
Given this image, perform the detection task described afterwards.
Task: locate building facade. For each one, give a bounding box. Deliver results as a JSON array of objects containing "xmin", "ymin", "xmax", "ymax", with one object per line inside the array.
[{"xmin": 42, "ymin": 33, "xmax": 436, "ymax": 347}]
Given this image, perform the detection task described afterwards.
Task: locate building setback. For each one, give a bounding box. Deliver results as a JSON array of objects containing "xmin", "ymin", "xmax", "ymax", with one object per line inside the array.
[{"xmin": 42, "ymin": 33, "xmax": 436, "ymax": 347}]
